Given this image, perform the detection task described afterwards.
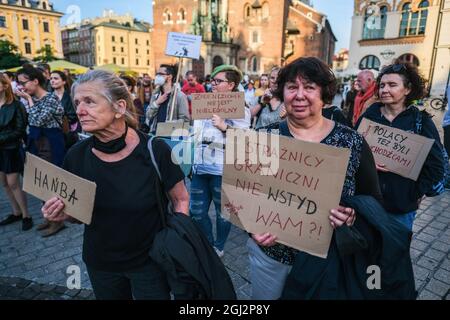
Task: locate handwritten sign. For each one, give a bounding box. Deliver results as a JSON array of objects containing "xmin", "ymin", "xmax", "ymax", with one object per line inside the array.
[
  {"xmin": 23, "ymin": 153, "xmax": 96, "ymax": 225},
  {"xmin": 221, "ymin": 130, "xmax": 350, "ymax": 258},
  {"xmin": 358, "ymin": 118, "xmax": 434, "ymax": 181},
  {"xmin": 191, "ymin": 92, "xmax": 245, "ymax": 120},
  {"xmin": 165, "ymin": 32, "xmax": 202, "ymax": 60}
]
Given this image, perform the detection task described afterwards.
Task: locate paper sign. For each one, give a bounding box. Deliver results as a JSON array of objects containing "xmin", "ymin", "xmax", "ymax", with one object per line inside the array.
[
  {"xmin": 156, "ymin": 121, "xmax": 190, "ymax": 137},
  {"xmin": 165, "ymin": 32, "xmax": 202, "ymax": 60},
  {"xmin": 221, "ymin": 130, "xmax": 350, "ymax": 258},
  {"xmin": 357, "ymin": 118, "xmax": 434, "ymax": 181},
  {"xmin": 191, "ymin": 92, "xmax": 245, "ymax": 120},
  {"xmin": 23, "ymin": 153, "xmax": 96, "ymax": 225}
]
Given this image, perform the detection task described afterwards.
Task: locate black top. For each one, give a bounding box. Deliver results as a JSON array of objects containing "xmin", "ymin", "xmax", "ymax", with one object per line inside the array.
[
  {"xmin": 63, "ymin": 131, "xmax": 185, "ymax": 271},
  {"xmin": 0, "ymin": 100, "xmax": 27, "ymax": 150},
  {"xmin": 356, "ymin": 103, "xmax": 445, "ymax": 214},
  {"xmin": 60, "ymin": 90, "xmax": 78, "ymax": 125},
  {"xmin": 156, "ymin": 89, "xmax": 171, "ymax": 124}
]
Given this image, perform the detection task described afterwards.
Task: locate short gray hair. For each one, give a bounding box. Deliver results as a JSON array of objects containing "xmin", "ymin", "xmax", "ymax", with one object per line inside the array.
[{"xmin": 71, "ymin": 70, "xmax": 138, "ymax": 129}]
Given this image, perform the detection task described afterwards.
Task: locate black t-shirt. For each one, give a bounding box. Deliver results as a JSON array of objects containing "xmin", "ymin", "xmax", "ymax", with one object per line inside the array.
[{"xmin": 63, "ymin": 131, "xmax": 185, "ymax": 272}]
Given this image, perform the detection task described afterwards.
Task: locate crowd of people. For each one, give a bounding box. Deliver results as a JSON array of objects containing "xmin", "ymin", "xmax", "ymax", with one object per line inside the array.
[{"xmin": 0, "ymin": 57, "xmax": 449, "ymax": 300}]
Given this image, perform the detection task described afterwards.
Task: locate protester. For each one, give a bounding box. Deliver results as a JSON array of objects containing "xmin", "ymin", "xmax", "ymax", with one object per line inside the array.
[
  {"xmin": 255, "ymin": 74, "xmax": 269, "ymax": 98},
  {"xmin": 252, "ymin": 67, "xmax": 286, "ymax": 129},
  {"xmin": 204, "ymin": 75, "xmax": 213, "ymax": 93},
  {"xmin": 121, "ymin": 75, "xmax": 144, "ymax": 129},
  {"xmin": 322, "ymin": 104, "xmax": 351, "ymax": 126},
  {"xmin": 146, "ymin": 64, "xmax": 190, "ymax": 133},
  {"xmin": 190, "ymin": 64, "xmax": 251, "ymax": 258},
  {"xmin": 181, "ymin": 71, "xmax": 206, "ymax": 116},
  {"xmin": 16, "ymin": 65, "xmax": 66, "ymax": 237},
  {"xmin": 41, "ymin": 70, "xmax": 189, "ymax": 300},
  {"xmin": 50, "ymin": 71, "xmax": 78, "ymax": 130},
  {"xmin": 355, "ymin": 63, "xmax": 445, "ymax": 230},
  {"xmin": 343, "ymin": 80, "xmax": 359, "ymax": 125},
  {"xmin": 352, "ymin": 70, "xmax": 377, "ymax": 125},
  {"xmin": 37, "ymin": 63, "xmax": 52, "ymax": 92},
  {"xmin": 0, "ymin": 73, "xmax": 32, "ymax": 231},
  {"xmin": 250, "ymin": 57, "xmax": 383, "ymax": 300}
]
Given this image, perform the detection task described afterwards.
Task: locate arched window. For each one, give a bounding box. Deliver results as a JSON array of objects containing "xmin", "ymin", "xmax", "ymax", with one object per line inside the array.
[
  {"xmin": 178, "ymin": 8, "xmax": 186, "ymax": 21},
  {"xmin": 398, "ymin": 53, "xmax": 420, "ymax": 66},
  {"xmin": 359, "ymin": 55, "xmax": 380, "ymax": 70},
  {"xmin": 244, "ymin": 3, "xmax": 251, "ymax": 19},
  {"xmin": 249, "ymin": 56, "xmax": 258, "ymax": 73},
  {"xmin": 400, "ymin": 1, "xmax": 428, "ymax": 36},
  {"xmin": 42, "ymin": 2, "xmax": 47, "ymax": 10},
  {"xmin": 362, "ymin": 5, "xmax": 387, "ymax": 39},
  {"xmin": 163, "ymin": 9, "xmax": 172, "ymax": 23},
  {"xmin": 262, "ymin": 2, "xmax": 270, "ymax": 19},
  {"xmin": 213, "ymin": 55, "xmax": 224, "ymax": 70}
]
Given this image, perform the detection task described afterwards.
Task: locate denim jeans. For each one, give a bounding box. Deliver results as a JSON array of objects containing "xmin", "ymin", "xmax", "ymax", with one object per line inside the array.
[
  {"xmin": 189, "ymin": 173, "xmax": 231, "ymax": 251},
  {"xmin": 390, "ymin": 211, "xmax": 416, "ymax": 231},
  {"xmin": 86, "ymin": 259, "xmax": 170, "ymax": 300}
]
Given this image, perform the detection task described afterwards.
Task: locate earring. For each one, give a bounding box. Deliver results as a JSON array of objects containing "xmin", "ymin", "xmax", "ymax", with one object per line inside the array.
[{"xmin": 115, "ymin": 114, "xmax": 121, "ymax": 119}]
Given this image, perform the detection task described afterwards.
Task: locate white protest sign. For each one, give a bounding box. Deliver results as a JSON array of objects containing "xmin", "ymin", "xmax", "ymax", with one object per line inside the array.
[
  {"xmin": 23, "ymin": 153, "xmax": 96, "ymax": 225},
  {"xmin": 165, "ymin": 32, "xmax": 202, "ymax": 60}
]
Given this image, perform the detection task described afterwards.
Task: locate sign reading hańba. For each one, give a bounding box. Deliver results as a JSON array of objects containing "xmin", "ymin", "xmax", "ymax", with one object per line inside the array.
[
  {"xmin": 222, "ymin": 129, "xmax": 350, "ymax": 258},
  {"xmin": 357, "ymin": 118, "xmax": 434, "ymax": 181},
  {"xmin": 165, "ymin": 32, "xmax": 202, "ymax": 60},
  {"xmin": 23, "ymin": 153, "xmax": 96, "ymax": 225}
]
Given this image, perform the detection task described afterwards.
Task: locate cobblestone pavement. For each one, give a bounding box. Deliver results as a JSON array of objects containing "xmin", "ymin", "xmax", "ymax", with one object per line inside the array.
[{"xmin": 1, "ymin": 186, "xmax": 449, "ymax": 300}]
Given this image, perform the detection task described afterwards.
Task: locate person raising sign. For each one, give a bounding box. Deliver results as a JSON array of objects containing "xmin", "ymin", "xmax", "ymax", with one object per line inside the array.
[
  {"xmin": 355, "ymin": 63, "xmax": 445, "ymax": 231},
  {"xmin": 41, "ymin": 71, "xmax": 189, "ymax": 300},
  {"xmin": 249, "ymin": 57, "xmax": 383, "ymax": 300}
]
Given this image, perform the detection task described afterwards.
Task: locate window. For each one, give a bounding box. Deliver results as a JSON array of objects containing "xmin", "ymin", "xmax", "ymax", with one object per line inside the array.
[
  {"xmin": 147, "ymin": 60, "xmax": 150, "ymax": 66},
  {"xmin": 136, "ymin": 59, "xmax": 139, "ymax": 65},
  {"xmin": 400, "ymin": 1, "xmax": 429, "ymax": 36},
  {"xmin": 178, "ymin": 8, "xmax": 186, "ymax": 21},
  {"xmin": 147, "ymin": 49, "xmax": 150, "ymax": 54},
  {"xmin": 136, "ymin": 48, "xmax": 139, "ymax": 54},
  {"xmin": 121, "ymin": 47, "xmax": 124, "ymax": 53},
  {"xmin": 359, "ymin": 55, "xmax": 380, "ymax": 70},
  {"xmin": 164, "ymin": 9, "xmax": 172, "ymax": 23},
  {"xmin": 244, "ymin": 4, "xmax": 251, "ymax": 19},
  {"xmin": 121, "ymin": 57, "xmax": 125, "ymax": 65},
  {"xmin": 43, "ymin": 21, "xmax": 49, "ymax": 32},
  {"xmin": 112, "ymin": 46, "xmax": 116, "ymax": 52},
  {"xmin": 262, "ymin": 2, "xmax": 269, "ymax": 19},
  {"xmin": 147, "ymin": 40, "xmax": 149, "ymax": 46},
  {"xmin": 135, "ymin": 38, "xmax": 138, "ymax": 45},
  {"xmin": 362, "ymin": 5, "xmax": 387, "ymax": 39},
  {"xmin": 113, "ymin": 57, "xmax": 117, "ymax": 64},
  {"xmin": 250, "ymin": 56, "xmax": 258, "ymax": 73},
  {"xmin": 252, "ymin": 30, "xmax": 259, "ymax": 44},
  {"xmin": 22, "ymin": 19, "xmax": 29, "ymax": 30},
  {"xmin": 120, "ymin": 37, "xmax": 124, "ymax": 43},
  {"xmin": 25, "ymin": 43, "xmax": 31, "ymax": 54},
  {"xmin": 398, "ymin": 53, "xmax": 420, "ymax": 66},
  {"xmin": 0, "ymin": 16, "xmax": 6, "ymax": 28},
  {"xmin": 112, "ymin": 36, "xmax": 115, "ymax": 42},
  {"xmin": 43, "ymin": 2, "xmax": 47, "ymax": 10}
]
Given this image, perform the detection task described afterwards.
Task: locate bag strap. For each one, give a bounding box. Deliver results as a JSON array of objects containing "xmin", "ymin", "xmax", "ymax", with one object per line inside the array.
[{"xmin": 148, "ymin": 136, "xmax": 169, "ymax": 228}]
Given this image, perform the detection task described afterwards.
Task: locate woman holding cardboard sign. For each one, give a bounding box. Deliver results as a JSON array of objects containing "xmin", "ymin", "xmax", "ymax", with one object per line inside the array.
[
  {"xmin": 249, "ymin": 57, "xmax": 384, "ymax": 300},
  {"xmin": 41, "ymin": 70, "xmax": 190, "ymax": 300},
  {"xmin": 355, "ymin": 63, "xmax": 445, "ymax": 231}
]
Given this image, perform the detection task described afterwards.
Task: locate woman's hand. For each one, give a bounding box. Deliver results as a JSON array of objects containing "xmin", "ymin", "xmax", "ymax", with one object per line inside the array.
[
  {"xmin": 279, "ymin": 104, "xmax": 287, "ymax": 119},
  {"xmin": 252, "ymin": 232, "xmax": 278, "ymax": 247},
  {"xmin": 211, "ymin": 114, "xmax": 227, "ymax": 132},
  {"xmin": 42, "ymin": 197, "xmax": 70, "ymax": 222},
  {"xmin": 329, "ymin": 206, "xmax": 356, "ymax": 229},
  {"xmin": 375, "ymin": 163, "xmax": 390, "ymax": 172},
  {"xmin": 15, "ymin": 89, "xmax": 32, "ymax": 102}
]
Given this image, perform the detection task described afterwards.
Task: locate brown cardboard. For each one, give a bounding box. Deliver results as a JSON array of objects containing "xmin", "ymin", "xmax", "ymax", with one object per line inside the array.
[
  {"xmin": 357, "ymin": 118, "xmax": 435, "ymax": 181},
  {"xmin": 156, "ymin": 121, "xmax": 190, "ymax": 137},
  {"xmin": 221, "ymin": 129, "xmax": 351, "ymax": 259},
  {"xmin": 23, "ymin": 153, "xmax": 96, "ymax": 225},
  {"xmin": 191, "ymin": 92, "xmax": 245, "ymax": 120}
]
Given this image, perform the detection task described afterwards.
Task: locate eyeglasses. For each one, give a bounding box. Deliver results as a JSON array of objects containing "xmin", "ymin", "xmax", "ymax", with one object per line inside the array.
[
  {"xmin": 156, "ymin": 72, "xmax": 168, "ymax": 76},
  {"xmin": 17, "ymin": 80, "xmax": 31, "ymax": 86},
  {"xmin": 211, "ymin": 78, "xmax": 229, "ymax": 85}
]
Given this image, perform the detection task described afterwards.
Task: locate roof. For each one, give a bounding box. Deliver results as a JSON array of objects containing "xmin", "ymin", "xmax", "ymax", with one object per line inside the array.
[
  {"xmin": 94, "ymin": 21, "xmax": 150, "ymax": 33},
  {"xmin": 4, "ymin": 0, "xmax": 64, "ymax": 16}
]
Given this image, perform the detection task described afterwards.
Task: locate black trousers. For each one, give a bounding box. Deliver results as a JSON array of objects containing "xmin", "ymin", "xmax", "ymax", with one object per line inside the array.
[
  {"xmin": 86, "ymin": 259, "xmax": 170, "ymax": 300},
  {"xmin": 444, "ymin": 125, "xmax": 450, "ymax": 157}
]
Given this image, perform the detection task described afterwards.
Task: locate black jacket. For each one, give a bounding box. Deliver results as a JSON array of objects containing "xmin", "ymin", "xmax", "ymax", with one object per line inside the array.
[
  {"xmin": 0, "ymin": 100, "xmax": 27, "ymax": 150},
  {"xmin": 149, "ymin": 212, "xmax": 237, "ymax": 300},
  {"xmin": 281, "ymin": 195, "xmax": 417, "ymax": 300},
  {"xmin": 355, "ymin": 103, "xmax": 445, "ymax": 214}
]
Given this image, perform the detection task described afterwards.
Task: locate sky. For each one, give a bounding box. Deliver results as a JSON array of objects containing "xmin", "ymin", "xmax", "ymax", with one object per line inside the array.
[{"xmin": 54, "ymin": 0, "xmax": 353, "ymax": 52}]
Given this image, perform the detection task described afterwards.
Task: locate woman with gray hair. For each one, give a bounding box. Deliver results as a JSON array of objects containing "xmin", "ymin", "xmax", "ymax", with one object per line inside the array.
[{"xmin": 41, "ymin": 70, "xmax": 189, "ymax": 300}]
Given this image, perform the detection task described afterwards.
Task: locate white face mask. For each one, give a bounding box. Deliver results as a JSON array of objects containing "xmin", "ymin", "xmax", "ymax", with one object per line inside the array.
[{"xmin": 154, "ymin": 75, "xmax": 166, "ymax": 86}]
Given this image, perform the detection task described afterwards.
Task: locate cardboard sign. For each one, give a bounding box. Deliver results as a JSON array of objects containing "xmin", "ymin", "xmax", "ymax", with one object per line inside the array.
[
  {"xmin": 165, "ymin": 32, "xmax": 202, "ymax": 60},
  {"xmin": 221, "ymin": 130, "xmax": 351, "ymax": 258},
  {"xmin": 191, "ymin": 92, "xmax": 245, "ymax": 120},
  {"xmin": 156, "ymin": 121, "xmax": 190, "ymax": 137},
  {"xmin": 357, "ymin": 118, "xmax": 434, "ymax": 181},
  {"xmin": 23, "ymin": 153, "xmax": 96, "ymax": 225}
]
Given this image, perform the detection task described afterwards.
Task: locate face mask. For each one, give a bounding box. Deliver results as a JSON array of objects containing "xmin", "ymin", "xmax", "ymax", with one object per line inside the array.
[{"xmin": 154, "ymin": 75, "xmax": 166, "ymax": 86}]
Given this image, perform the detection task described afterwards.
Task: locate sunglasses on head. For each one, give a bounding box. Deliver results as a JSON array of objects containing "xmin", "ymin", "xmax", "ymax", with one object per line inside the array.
[{"xmin": 381, "ymin": 64, "xmax": 407, "ymax": 75}]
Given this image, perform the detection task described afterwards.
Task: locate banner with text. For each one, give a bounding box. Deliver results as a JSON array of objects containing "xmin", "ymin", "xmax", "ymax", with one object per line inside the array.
[
  {"xmin": 191, "ymin": 92, "xmax": 245, "ymax": 120},
  {"xmin": 221, "ymin": 130, "xmax": 350, "ymax": 258},
  {"xmin": 23, "ymin": 153, "xmax": 96, "ymax": 225},
  {"xmin": 358, "ymin": 118, "xmax": 434, "ymax": 181},
  {"xmin": 165, "ymin": 32, "xmax": 202, "ymax": 60}
]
